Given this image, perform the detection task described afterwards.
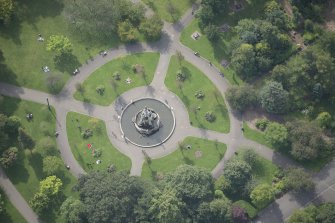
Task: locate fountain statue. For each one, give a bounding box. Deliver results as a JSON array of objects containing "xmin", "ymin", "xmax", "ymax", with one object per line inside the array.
[{"xmin": 133, "ymin": 106, "xmax": 160, "ymax": 136}]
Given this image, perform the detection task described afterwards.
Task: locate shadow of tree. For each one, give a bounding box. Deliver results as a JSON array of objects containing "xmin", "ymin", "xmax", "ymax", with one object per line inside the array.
[{"xmin": 54, "ymin": 53, "xmax": 81, "ymax": 74}]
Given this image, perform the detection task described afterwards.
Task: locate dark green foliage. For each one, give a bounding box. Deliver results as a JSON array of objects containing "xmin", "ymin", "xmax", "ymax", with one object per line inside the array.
[
  {"xmin": 288, "ymin": 203, "xmax": 335, "ymax": 223},
  {"xmin": 81, "ymin": 128, "xmax": 93, "ymax": 139},
  {"xmin": 0, "ymin": 147, "xmax": 18, "ymax": 168},
  {"xmin": 260, "ymin": 81, "xmax": 289, "ymax": 114},
  {"xmin": 4, "ymin": 115, "xmax": 21, "ymax": 135},
  {"xmin": 204, "ymin": 24, "xmax": 220, "ymax": 42},
  {"xmin": 75, "ymin": 171, "xmax": 149, "ymax": 223},
  {"xmin": 264, "ymin": 122, "xmax": 288, "ymax": 148},
  {"xmin": 17, "ymin": 127, "xmax": 35, "ymax": 150},
  {"xmin": 284, "ymin": 168, "xmax": 315, "ymax": 192},
  {"xmin": 139, "ymin": 14, "xmax": 163, "ymax": 41},
  {"xmin": 30, "ymin": 192, "xmax": 50, "ymax": 214},
  {"xmin": 241, "ymin": 149, "xmax": 257, "ymax": 167},
  {"xmin": 286, "ymin": 121, "xmax": 331, "ymax": 161},
  {"xmin": 223, "ymin": 159, "xmax": 252, "ymax": 195},
  {"xmin": 163, "ymin": 165, "xmax": 214, "ymax": 206},
  {"xmin": 231, "ymin": 44, "xmax": 257, "ymax": 79},
  {"xmin": 60, "ymin": 197, "xmax": 86, "ymax": 223},
  {"xmin": 197, "ymin": 5, "xmax": 215, "ymax": 29},
  {"xmin": 0, "ymin": 0, "xmax": 14, "ymax": 24},
  {"xmin": 264, "ymin": 1, "xmax": 291, "ymax": 31},
  {"xmin": 42, "ymin": 156, "xmax": 64, "ymax": 176},
  {"xmin": 226, "ymin": 85, "xmax": 257, "ymax": 112},
  {"xmin": 255, "ymin": 118, "xmax": 269, "ymax": 131},
  {"xmin": 65, "ymin": 0, "xmax": 145, "ymax": 39},
  {"xmin": 196, "ymin": 198, "xmax": 232, "ymax": 223}
]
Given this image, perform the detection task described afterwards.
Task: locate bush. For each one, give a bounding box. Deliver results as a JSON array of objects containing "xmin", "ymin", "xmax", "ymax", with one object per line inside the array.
[
  {"xmin": 176, "ymin": 70, "xmax": 186, "ymax": 81},
  {"xmin": 226, "ymin": 85, "xmax": 257, "ymax": 112},
  {"xmin": 113, "ymin": 72, "xmax": 121, "ymax": 81},
  {"xmin": 96, "ymin": 85, "xmax": 105, "ymax": 95},
  {"xmin": 264, "ymin": 122, "xmax": 288, "ymax": 148},
  {"xmin": 241, "ymin": 149, "xmax": 257, "ymax": 167},
  {"xmin": 0, "ymin": 147, "xmax": 18, "ymax": 168},
  {"xmin": 233, "ymin": 200, "xmax": 257, "ymax": 219},
  {"xmin": 81, "ymin": 128, "xmax": 93, "ymax": 139},
  {"xmin": 205, "ymin": 111, "xmax": 216, "ymax": 122},
  {"xmin": 255, "ymin": 118, "xmax": 269, "ymax": 131},
  {"xmin": 93, "ymin": 149, "xmax": 102, "ymax": 158},
  {"xmin": 195, "ymin": 90, "xmax": 205, "ymax": 99},
  {"xmin": 250, "ymin": 184, "xmax": 274, "ymax": 208}
]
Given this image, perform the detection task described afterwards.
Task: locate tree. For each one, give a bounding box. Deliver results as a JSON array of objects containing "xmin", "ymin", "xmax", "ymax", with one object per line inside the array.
[
  {"xmin": 197, "ymin": 5, "xmax": 214, "ymax": 29},
  {"xmin": 288, "ymin": 205, "xmax": 317, "ymax": 223},
  {"xmin": 250, "ymin": 184, "xmax": 274, "ymax": 207},
  {"xmin": 286, "ymin": 121, "xmax": 330, "ymax": 161},
  {"xmin": 18, "ymin": 127, "xmax": 35, "ymax": 150},
  {"xmin": 241, "ymin": 149, "xmax": 258, "ymax": 167},
  {"xmin": 46, "ymin": 35, "xmax": 72, "ymax": 56},
  {"xmin": 60, "ymin": 197, "xmax": 86, "ymax": 223},
  {"xmin": 201, "ymin": 0, "xmax": 226, "ymax": 13},
  {"xmin": 264, "ymin": 0, "xmax": 291, "ymax": 30},
  {"xmin": 260, "ymin": 81, "xmax": 289, "ymax": 114},
  {"xmin": 39, "ymin": 175, "xmax": 63, "ymax": 196},
  {"xmin": 149, "ymin": 188, "xmax": 185, "ymax": 223},
  {"xmin": 0, "ymin": 147, "xmax": 18, "ymax": 168},
  {"xmin": 139, "ymin": 14, "xmax": 163, "ymax": 41},
  {"xmin": 4, "ymin": 115, "xmax": 20, "ymax": 135},
  {"xmin": 315, "ymin": 112, "xmax": 332, "ymax": 128},
  {"xmin": 30, "ymin": 192, "xmax": 50, "ymax": 214},
  {"xmin": 163, "ymin": 165, "xmax": 214, "ymax": 206},
  {"xmin": 0, "ymin": 192, "xmax": 4, "ymax": 214},
  {"xmin": 315, "ymin": 203, "xmax": 335, "ymax": 223},
  {"xmin": 118, "ymin": 20, "xmax": 138, "ymax": 42},
  {"xmin": 223, "ymin": 159, "xmax": 252, "ymax": 195},
  {"xmin": 232, "ymin": 205, "xmax": 249, "ymax": 223},
  {"xmin": 204, "ymin": 24, "xmax": 220, "ymax": 42},
  {"xmin": 0, "ymin": 0, "xmax": 14, "ymax": 24},
  {"xmin": 43, "ymin": 156, "xmax": 64, "ymax": 176},
  {"xmin": 196, "ymin": 198, "xmax": 232, "ymax": 223},
  {"xmin": 264, "ymin": 122, "xmax": 288, "ymax": 148},
  {"xmin": 75, "ymin": 171, "xmax": 150, "ymax": 223},
  {"xmin": 35, "ymin": 137, "xmax": 56, "ymax": 157},
  {"xmin": 284, "ymin": 168, "xmax": 315, "ymax": 192},
  {"xmin": 226, "ymin": 85, "xmax": 257, "ymax": 112},
  {"xmin": 65, "ymin": 0, "xmax": 144, "ymax": 39},
  {"xmin": 231, "ymin": 44, "xmax": 257, "ymax": 79}
]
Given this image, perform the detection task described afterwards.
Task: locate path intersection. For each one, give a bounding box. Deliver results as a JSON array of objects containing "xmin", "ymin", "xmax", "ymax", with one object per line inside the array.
[{"xmin": 0, "ymin": 4, "xmax": 335, "ymax": 223}]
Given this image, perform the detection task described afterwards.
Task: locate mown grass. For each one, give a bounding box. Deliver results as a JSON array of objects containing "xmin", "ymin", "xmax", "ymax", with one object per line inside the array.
[
  {"xmin": 0, "ymin": 96, "xmax": 77, "ymax": 223},
  {"xmin": 74, "ymin": 53, "xmax": 160, "ymax": 106},
  {"xmin": 0, "ymin": 0, "xmax": 120, "ymax": 93},
  {"xmin": 165, "ymin": 56, "xmax": 230, "ymax": 133},
  {"xmin": 141, "ymin": 137, "xmax": 226, "ymax": 180},
  {"xmin": 66, "ymin": 112, "xmax": 131, "ymax": 172}
]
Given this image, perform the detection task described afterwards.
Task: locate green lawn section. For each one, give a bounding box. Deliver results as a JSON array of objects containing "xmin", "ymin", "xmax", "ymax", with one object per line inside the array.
[
  {"xmin": 142, "ymin": 0, "xmax": 192, "ymax": 23},
  {"xmin": 237, "ymin": 149, "xmax": 278, "ymax": 185},
  {"xmin": 74, "ymin": 52, "xmax": 160, "ymax": 106},
  {"xmin": 243, "ymin": 122, "xmax": 274, "ymax": 149},
  {"xmin": 165, "ymin": 56, "xmax": 230, "ymax": 133},
  {"xmin": 66, "ymin": 112, "xmax": 131, "ymax": 172},
  {"xmin": 180, "ymin": 0, "xmax": 272, "ymax": 85},
  {"xmin": 0, "ymin": 0, "xmax": 120, "ymax": 93},
  {"xmin": 0, "ymin": 96, "xmax": 77, "ymax": 223},
  {"xmin": 0, "ymin": 189, "xmax": 27, "ymax": 223},
  {"xmin": 141, "ymin": 137, "xmax": 226, "ymax": 180}
]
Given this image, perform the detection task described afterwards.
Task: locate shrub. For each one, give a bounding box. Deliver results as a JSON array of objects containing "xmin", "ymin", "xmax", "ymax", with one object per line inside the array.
[
  {"xmin": 205, "ymin": 111, "xmax": 216, "ymax": 122},
  {"xmin": 241, "ymin": 149, "xmax": 257, "ymax": 167},
  {"xmin": 0, "ymin": 147, "xmax": 18, "ymax": 168},
  {"xmin": 195, "ymin": 90, "xmax": 205, "ymax": 99},
  {"xmin": 255, "ymin": 118, "xmax": 269, "ymax": 131},
  {"xmin": 176, "ymin": 70, "xmax": 186, "ymax": 81},
  {"xmin": 113, "ymin": 72, "xmax": 121, "ymax": 80},
  {"xmin": 93, "ymin": 149, "xmax": 102, "ymax": 158},
  {"xmin": 96, "ymin": 85, "xmax": 105, "ymax": 95},
  {"xmin": 81, "ymin": 128, "xmax": 93, "ymax": 139},
  {"xmin": 233, "ymin": 200, "xmax": 257, "ymax": 219}
]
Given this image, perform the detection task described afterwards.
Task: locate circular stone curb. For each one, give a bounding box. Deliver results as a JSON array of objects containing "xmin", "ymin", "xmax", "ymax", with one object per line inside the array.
[{"xmin": 119, "ymin": 97, "xmax": 176, "ymax": 148}]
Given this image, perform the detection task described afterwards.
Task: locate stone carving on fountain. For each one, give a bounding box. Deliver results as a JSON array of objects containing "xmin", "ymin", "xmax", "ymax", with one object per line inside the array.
[{"xmin": 133, "ymin": 106, "xmax": 160, "ymax": 136}]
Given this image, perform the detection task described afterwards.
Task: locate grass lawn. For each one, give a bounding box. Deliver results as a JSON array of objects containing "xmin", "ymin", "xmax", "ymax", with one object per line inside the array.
[
  {"xmin": 0, "ymin": 96, "xmax": 77, "ymax": 223},
  {"xmin": 0, "ymin": 189, "xmax": 27, "ymax": 223},
  {"xmin": 141, "ymin": 137, "xmax": 226, "ymax": 180},
  {"xmin": 180, "ymin": 0, "xmax": 272, "ymax": 85},
  {"xmin": 66, "ymin": 112, "xmax": 131, "ymax": 172},
  {"xmin": 0, "ymin": 0, "xmax": 120, "ymax": 93},
  {"xmin": 243, "ymin": 122, "xmax": 274, "ymax": 149},
  {"xmin": 74, "ymin": 52, "xmax": 160, "ymax": 106},
  {"xmin": 237, "ymin": 149, "xmax": 278, "ymax": 185},
  {"xmin": 165, "ymin": 56, "xmax": 230, "ymax": 133},
  {"xmin": 142, "ymin": 0, "xmax": 192, "ymax": 23}
]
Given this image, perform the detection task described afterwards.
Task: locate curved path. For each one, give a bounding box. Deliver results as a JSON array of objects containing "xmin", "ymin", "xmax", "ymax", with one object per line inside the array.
[{"xmin": 1, "ymin": 3, "xmax": 335, "ymax": 223}]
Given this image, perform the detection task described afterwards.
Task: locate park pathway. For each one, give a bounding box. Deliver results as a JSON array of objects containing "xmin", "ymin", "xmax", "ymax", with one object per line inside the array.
[{"xmin": 1, "ymin": 2, "xmax": 335, "ymax": 223}]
